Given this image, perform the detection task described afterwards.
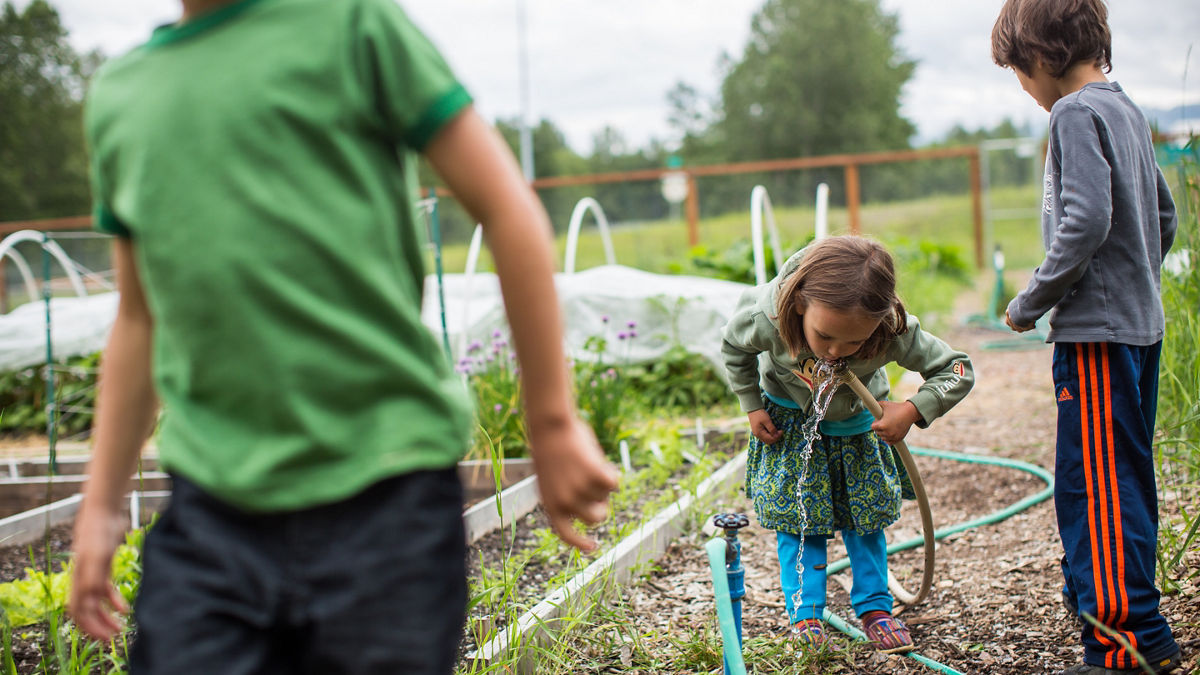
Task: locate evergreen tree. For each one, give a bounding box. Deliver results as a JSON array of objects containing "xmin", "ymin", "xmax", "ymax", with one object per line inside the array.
[{"xmin": 0, "ymin": 0, "xmax": 98, "ymax": 221}]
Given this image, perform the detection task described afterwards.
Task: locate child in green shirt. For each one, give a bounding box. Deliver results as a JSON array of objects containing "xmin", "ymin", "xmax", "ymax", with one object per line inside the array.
[{"xmin": 69, "ymin": 0, "xmax": 617, "ymax": 672}]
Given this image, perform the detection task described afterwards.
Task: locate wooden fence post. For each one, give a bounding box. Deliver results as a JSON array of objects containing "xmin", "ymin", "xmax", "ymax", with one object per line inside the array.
[
  {"xmin": 685, "ymin": 174, "xmax": 700, "ymax": 247},
  {"xmin": 968, "ymin": 150, "xmax": 985, "ymax": 269},
  {"xmin": 844, "ymin": 164, "xmax": 861, "ymax": 235}
]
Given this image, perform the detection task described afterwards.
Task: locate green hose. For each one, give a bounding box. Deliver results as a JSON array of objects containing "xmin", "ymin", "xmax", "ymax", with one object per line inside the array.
[
  {"xmin": 705, "ymin": 537, "xmax": 748, "ymax": 675},
  {"xmin": 820, "ymin": 446, "xmax": 1055, "ymax": 674}
]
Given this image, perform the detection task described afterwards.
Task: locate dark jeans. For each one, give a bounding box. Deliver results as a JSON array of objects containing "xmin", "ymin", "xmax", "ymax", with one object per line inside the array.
[{"xmin": 130, "ymin": 469, "xmax": 466, "ymax": 675}]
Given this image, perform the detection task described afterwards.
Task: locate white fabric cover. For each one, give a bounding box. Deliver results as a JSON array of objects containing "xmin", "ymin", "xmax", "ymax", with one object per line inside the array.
[{"xmin": 1, "ymin": 265, "xmax": 749, "ymax": 378}]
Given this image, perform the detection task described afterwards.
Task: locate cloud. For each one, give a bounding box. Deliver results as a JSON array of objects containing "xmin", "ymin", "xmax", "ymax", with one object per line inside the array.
[{"xmin": 30, "ymin": 0, "xmax": 1200, "ymax": 151}]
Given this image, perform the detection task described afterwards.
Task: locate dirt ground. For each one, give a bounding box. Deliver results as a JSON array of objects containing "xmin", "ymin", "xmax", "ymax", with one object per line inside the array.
[{"xmin": 619, "ymin": 322, "xmax": 1200, "ymax": 674}]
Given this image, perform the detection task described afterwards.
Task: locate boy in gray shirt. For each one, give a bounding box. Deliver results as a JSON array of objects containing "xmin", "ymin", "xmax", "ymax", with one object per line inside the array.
[{"xmin": 992, "ymin": 0, "xmax": 1179, "ymax": 673}]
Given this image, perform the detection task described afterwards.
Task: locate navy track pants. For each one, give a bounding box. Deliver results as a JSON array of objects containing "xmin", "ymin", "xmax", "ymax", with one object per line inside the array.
[{"xmin": 1052, "ymin": 341, "xmax": 1177, "ymax": 669}]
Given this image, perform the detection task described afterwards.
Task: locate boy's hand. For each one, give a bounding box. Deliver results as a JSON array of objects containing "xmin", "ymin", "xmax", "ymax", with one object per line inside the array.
[
  {"xmin": 748, "ymin": 409, "xmax": 783, "ymax": 445},
  {"xmin": 872, "ymin": 400, "xmax": 922, "ymax": 445},
  {"xmin": 528, "ymin": 417, "xmax": 619, "ymax": 553},
  {"xmin": 68, "ymin": 504, "xmax": 130, "ymax": 641},
  {"xmin": 1004, "ymin": 310, "xmax": 1035, "ymax": 333}
]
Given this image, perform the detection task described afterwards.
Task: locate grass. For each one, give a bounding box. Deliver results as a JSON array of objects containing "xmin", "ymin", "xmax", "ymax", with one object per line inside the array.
[{"xmin": 1155, "ymin": 155, "xmax": 1200, "ymax": 592}]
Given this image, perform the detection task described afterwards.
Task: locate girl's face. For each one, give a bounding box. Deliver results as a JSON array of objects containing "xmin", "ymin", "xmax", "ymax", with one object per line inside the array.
[{"xmin": 798, "ymin": 301, "xmax": 881, "ymax": 361}]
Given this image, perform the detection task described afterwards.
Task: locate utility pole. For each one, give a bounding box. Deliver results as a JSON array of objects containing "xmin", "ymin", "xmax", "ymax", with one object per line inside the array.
[{"xmin": 516, "ymin": 0, "xmax": 535, "ymax": 181}]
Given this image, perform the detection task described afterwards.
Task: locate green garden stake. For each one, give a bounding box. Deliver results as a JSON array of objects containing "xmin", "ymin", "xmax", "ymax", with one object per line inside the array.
[
  {"xmin": 427, "ymin": 188, "xmax": 453, "ymax": 357},
  {"xmin": 41, "ymin": 233, "xmax": 57, "ymax": 475}
]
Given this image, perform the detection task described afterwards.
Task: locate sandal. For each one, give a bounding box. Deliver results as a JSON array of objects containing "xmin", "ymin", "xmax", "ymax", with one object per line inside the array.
[
  {"xmin": 790, "ymin": 619, "xmax": 832, "ymax": 649},
  {"xmin": 1058, "ymin": 648, "xmax": 1181, "ymax": 674},
  {"xmin": 862, "ymin": 610, "xmax": 914, "ymax": 654}
]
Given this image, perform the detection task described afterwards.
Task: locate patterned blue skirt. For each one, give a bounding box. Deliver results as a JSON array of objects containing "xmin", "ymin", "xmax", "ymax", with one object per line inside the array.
[{"xmin": 746, "ymin": 397, "xmax": 915, "ymax": 536}]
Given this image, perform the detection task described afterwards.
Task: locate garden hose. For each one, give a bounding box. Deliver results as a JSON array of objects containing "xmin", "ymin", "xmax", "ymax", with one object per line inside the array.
[
  {"xmin": 822, "ymin": 447, "xmax": 1054, "ymax": 674},
  {"xmin": 834, "ymin": 366, "xmax": 935, "ymax": 608}
]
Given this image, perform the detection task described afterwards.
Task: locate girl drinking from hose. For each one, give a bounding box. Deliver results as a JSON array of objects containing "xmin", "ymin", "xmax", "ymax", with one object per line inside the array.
[{"xmin": 720, "ymin": 235, "xmax": 974, "ymax": 653}]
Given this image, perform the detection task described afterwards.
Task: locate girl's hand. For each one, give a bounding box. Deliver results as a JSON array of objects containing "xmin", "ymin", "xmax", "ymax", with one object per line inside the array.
[
  {"xmin": 748, "ymin": 409, "xmax": 783, "ymax": 445},
  {"xmin": 872, "ymin": 400, "xmax": 922, "ymax": 445}
]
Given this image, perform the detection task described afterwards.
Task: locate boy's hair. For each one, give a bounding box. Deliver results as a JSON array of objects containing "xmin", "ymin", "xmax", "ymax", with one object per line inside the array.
[
  {"xmin": 775, "ymin": 236, "xmax": 907, "ymax": 360},
  {"xmin": 991, "ymin": 0, "xmax": 1112, "ymax": 78}
]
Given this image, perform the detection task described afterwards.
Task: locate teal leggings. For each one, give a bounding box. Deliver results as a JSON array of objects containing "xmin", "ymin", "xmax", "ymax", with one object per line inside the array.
[{"xmin": 776, "ymin": 530, "xmax": 893, "ymax": 622}]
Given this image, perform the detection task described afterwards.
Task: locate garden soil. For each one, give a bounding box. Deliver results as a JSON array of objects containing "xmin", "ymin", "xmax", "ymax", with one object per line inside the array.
[{"xmin": 612, "ymin": 321, "xmax": 1200, "ymax": 674}]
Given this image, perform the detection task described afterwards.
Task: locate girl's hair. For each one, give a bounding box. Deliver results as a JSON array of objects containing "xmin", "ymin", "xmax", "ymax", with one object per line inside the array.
[
  {"xmin": 991, "ymin": 0, "xmax": 1112, "ymax": 79},
  {"xmin": 775, "ymin": 236, "xmax": 907, "ymax": 360}
]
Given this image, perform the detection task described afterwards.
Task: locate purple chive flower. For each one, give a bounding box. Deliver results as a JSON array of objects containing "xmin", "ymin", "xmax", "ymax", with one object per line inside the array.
[
  {"xmin": 468, "ymin": 340, "xmax": 483, "ymax": 353},
  {"xmin": 618, "ymin": 332, "xmax": 628, "ymax": 340},
  {"xmin": 601, "ymin": 315, "xmax": 610, "ymax": 323},
  {"xmin": 492, "ymin": 329, "xmax": 503, "ymax": 339},
  {"xmin": 626, "ymin": 320, "xmax": 636, "ymax": 329},
  {"xmin": 629, "ymin": 331, "xmax": 637, "ymax": 339},
  {"xmin": 494, "ymin": 404, "xmax": 503, "ymax": 413}
]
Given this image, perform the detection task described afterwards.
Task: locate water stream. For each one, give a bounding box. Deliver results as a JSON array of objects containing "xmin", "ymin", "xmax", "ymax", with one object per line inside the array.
[{"xmin": 789, "ymin": 358, "xmax": 846, "ymax": 621}]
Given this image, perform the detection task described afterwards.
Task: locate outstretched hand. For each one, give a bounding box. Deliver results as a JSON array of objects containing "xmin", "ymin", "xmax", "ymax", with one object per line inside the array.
[
  {"xmin": 528, "ymin": 416, "xmax": 620, "ymax": 552},
  {"xmin": 68, "ymin": 505, "xmax": 130, "ymax": 641}
]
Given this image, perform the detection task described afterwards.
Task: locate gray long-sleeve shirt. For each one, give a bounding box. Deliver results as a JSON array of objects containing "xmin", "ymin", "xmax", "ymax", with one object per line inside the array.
[{"xmin": 1007, "ymin": 82, "xmax": 1177, "ymax": 345}]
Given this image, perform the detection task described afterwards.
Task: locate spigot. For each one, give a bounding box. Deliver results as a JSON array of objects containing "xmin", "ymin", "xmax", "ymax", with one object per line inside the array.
[{"xmin": 713, "ymin": 512, "xmax": 749, "ymax": 533}]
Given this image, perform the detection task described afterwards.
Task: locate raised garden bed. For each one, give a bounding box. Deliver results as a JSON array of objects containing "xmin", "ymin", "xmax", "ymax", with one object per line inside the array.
[{"xmin": 460, "ymin": 431, "xmax": 746, "ymax": 672}]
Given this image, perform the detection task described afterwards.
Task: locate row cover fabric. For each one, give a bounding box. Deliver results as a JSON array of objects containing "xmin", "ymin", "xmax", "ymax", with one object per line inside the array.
[{"xmin": 1, "ymin": 265, "xmax": 749, "ymax": 379}]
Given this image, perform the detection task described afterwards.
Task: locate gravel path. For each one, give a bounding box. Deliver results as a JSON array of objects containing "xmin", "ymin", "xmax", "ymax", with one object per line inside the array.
[{"xmin": 611, "ymin": 323, "xmax": 1200, "ymax": 674}]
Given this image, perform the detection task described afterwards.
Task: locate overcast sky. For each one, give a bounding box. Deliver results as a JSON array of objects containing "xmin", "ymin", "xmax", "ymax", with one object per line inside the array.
[{"xmin": 35, "ymin": 0, "xmax": 1200, "ymax": 153}]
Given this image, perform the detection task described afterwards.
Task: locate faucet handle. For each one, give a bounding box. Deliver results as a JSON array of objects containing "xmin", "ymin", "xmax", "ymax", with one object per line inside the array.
[{"xmin": 713, "ymin": 512, "xmax": 749, "ymax": 531}]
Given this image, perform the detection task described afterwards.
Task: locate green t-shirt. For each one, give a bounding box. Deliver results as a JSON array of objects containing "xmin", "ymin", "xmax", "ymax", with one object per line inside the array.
[{"xmin": 85, "ymin": 0, "xmax": 474, "ymax": 511}]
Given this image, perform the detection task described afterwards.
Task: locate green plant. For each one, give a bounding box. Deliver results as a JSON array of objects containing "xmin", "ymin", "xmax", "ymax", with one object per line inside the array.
[
  {"xmin": 0, "ymin": 352, "xmax": 100, "ymax": 437},
  {"xmin": 889, "ymin": 237, "xmax": 972, "ymax": 281},
  {"xmin": 622, "ymin": 343, "xmax": 729, "ymax": 414},
  {"xmin": 686, "ymin": 236, "xmax": 809, "ymax": 284},
  {"xmin": 573, "ymin": 320, "xmax": 638, "ymax": 455},
  {"xmin": 1155, "ymin": 144, "xmax": 1200, "ymax": 591},
  {"xmin": 459, "ymin": 331, "xmax": 527, "ymax": 459}
]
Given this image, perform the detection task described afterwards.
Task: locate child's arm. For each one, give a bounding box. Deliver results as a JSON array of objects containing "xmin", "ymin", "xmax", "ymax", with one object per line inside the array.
[
  {"xmin": 720, "ymin": 290, "xmax": 781, "ymax": 443},
  {"xmin": 1157, "ymin": 167, "xmax": 1177, "ymax": 259},
  {"xmin": 881, "ymin": 316, "xmax": 974, "ymax": 442},
  {"xmin": 424, "ymin": 106, "xmax": 618, "ymax": 552},
  {"xmin": 1007, "ymin": 104, "xmax": 1112, "ymax": 329},
  {"xmin": 69, "ymin": 239, "xmax": 159, "ymax": 640}
]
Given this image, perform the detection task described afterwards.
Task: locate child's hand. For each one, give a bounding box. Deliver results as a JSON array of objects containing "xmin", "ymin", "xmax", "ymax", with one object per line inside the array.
[
  {"xmin": 872, "ymin": 400, "xmax": 922, "ymax": 445},
  {"xmin": 68, "ymin": 504, "xmax": 130, "ymax": 641},
  {"xmin": 748, "ymin": 409, "xmax": 783, "ymax": 445},
  {"xmin": 528, "ymin": 416, "xmax": 620, "ymax": 553},
  {"xmin": 1004, "ymin": 310, "xmax": 1035, "ymax": 333}
]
